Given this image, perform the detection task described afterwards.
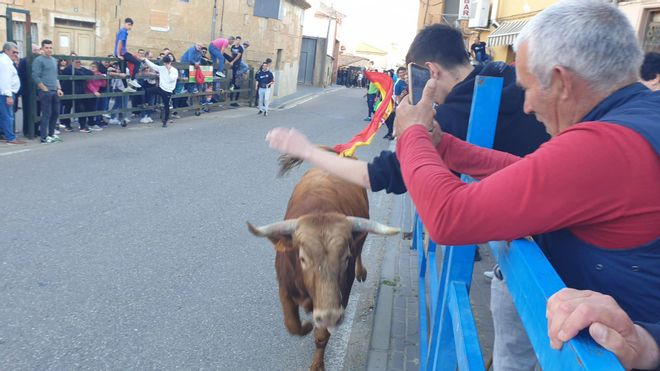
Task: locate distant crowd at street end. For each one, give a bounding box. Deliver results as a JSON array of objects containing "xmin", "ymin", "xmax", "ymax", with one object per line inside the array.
[
  {"xmin": 1, "ymin": 17, "xmax": 278, "ymax": 145},
  {"xmin": 265, "ymin": 0, "xmax": 660, "ymax": 369}
]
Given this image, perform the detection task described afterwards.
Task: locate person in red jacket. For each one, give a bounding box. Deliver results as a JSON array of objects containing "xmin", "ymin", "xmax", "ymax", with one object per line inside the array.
[{"xmin": 394, "ymin": 0, "xmax": 659, "ymax": 369}]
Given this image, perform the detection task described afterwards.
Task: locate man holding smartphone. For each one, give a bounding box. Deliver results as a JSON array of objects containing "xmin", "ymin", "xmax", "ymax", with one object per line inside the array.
[
  {"xmin": 266, "ymin": 24, "xmax": 548, "ymax": 192},
  {"xmin": 266, "ymin": 23, "xmax": 550, "ymax": 370}
]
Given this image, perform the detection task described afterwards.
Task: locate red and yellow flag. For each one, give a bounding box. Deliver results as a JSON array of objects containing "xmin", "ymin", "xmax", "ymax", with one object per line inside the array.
[{"xmin": 333, "ymin": 71, "xmax": 394, "ymax": 157}]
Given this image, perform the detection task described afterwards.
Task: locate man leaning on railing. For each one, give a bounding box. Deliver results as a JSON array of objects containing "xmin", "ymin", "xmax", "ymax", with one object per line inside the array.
[{"xmin": 393, "ymin": 0, "xmax": 660, "ymax": 369}]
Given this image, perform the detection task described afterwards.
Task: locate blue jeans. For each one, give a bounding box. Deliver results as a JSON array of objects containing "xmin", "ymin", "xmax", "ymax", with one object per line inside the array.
[
  {"xmin": 366, "ymin": 93, "xmax": 376, "ymax": 117},
  {"xmin": 0, "ymin": 95, "xmax": 17, "ymax": 141},
  {"xmin": 95, "ymin": 95, "xmax": 109, "ymax": 124},
  {"xmin": 111, "ymin": 89, "xmax": 128, "ymax": 120},
  {"xmin": 208, "ymin": 43, "xmax": 225, "ymax": 72},
  {"xmin": 142, "ymin": 84, "xmax": 157, "ymax": 117},
  {"xmin": 38, "ymin": 90, "xmax": 60, "ymax": 140}
]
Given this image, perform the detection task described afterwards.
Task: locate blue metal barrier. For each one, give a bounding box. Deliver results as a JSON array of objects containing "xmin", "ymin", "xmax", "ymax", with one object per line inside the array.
[{"xmin": 413, "ymin": 76, "xmax": 624, "ymax": 370}]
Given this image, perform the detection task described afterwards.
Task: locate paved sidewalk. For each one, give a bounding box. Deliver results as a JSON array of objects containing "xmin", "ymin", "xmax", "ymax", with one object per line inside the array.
[{"xmin": 367, "ymin": 194, "xmax": 496, "ymax": 371}]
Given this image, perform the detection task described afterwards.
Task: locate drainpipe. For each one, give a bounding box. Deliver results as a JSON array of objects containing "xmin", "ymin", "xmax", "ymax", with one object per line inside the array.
[{"xmin": 211, "ymin": 0, "xmax": 217, "ymax": 40}]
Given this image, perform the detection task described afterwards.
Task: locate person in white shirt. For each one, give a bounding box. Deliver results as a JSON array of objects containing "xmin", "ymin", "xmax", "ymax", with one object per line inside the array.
[
  {"xmin": 0, "ymin": 42, "xmax": 24, "ymax": 144},
  {"xmin": 139, "ymin": 54, "xmax": 178, "ymax": 127}
]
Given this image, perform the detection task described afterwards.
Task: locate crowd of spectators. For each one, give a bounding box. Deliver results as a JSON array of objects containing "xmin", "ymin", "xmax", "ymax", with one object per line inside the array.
[{"xmin": 1, "ymin": 16, "xmax": 275, "ymax": 144}]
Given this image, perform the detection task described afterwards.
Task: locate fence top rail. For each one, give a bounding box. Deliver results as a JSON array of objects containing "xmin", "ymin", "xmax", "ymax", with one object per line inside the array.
[{"xmin": 53, "ymin": 55, "xmax": 118, "ymax": 62}]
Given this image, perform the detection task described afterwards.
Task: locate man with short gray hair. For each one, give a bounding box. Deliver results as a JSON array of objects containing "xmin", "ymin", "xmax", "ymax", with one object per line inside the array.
[
  {"xmin": 0, "ymin": 41, "xmax": 24, "ymax": 144},
  {"xmin": 394, "ymin": 0, "xmax": 659, "ymax": 369}
]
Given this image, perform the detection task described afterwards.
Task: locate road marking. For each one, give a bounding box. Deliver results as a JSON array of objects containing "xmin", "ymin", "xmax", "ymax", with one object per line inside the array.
[
  {"xmin": 277, "ymin": 87, "xmax": 345, "ymax": 111},
  {"xmin": 0, "ymin": 149, "xmax": 31, "ymax": 156}
]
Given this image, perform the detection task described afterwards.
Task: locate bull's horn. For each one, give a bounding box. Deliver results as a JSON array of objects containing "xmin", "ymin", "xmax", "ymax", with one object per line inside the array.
[
  {"xmin": 246, "ymin": 219, "xmax": 299, "ymax": 237},
  {"xmin": 347, "ymin": 217, "xmax": 400, "ymax": 236}
]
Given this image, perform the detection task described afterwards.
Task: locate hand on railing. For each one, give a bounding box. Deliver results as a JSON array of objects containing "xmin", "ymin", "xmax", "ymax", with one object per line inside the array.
[{"xmin": 547, "ymin": 288, "xmax": 660, "ymax": 370}]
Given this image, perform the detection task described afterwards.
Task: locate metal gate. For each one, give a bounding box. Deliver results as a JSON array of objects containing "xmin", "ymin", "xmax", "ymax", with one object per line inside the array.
[{"xmin": 297, "ymin": 37, "xmax": 316, "ymax": 85}]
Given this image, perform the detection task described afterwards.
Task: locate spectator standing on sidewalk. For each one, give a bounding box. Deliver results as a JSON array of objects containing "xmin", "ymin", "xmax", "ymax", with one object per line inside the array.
[
  {"xmin": 114, "ymin": 17, "xmax": 142, "ymax": 90},
  {"xmin": 364, "ymin": 78, "xmax": 378, "ymax": 121},
  {"xmin": 470, "ymin": 35, "xmax": 488, "ymax": 65},
  {"xmin": 255, "ymin": 62, "xmax": 275, "ymax": 117},
  {"xmin": 139, "ymin": 57, "xmax": 158, "ymax": 124},
  {"xmin": 15, "ymin": 43, "xmax": 41, "ymax": 136},
  {"xmin": 32, "ymin": 39, "xmax": 64, "ymax": 144},
  {"xmin": 0, "ymin": 42, "xmax": 25, "ymax": 144},
  {"xmin": 81, "ymin": 62, "xmax": 106, "ymax": 132},
  {"xmin": 225, "ymin": 36, "xmax": 244, "ymax": 106},
  {"xmin": 108, "ymin": 62, "xmax": 130, "ymax": 127},
  {"xmin": 254, "ymin": 58, "xmax": 273, "ymax": 106},
  {"xmin": 209, "ymin": 35, "xmax": 233, "ymax": 78},
  {"xmin": 139, "ymin": 54, "xmax": 178, "ymax": 128}
]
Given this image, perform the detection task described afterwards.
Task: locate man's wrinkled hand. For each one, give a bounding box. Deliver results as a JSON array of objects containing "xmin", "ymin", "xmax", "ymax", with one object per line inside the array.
[
  {"xmin": 430, "ymin": 120, "xmax": 443, "ymax": 146},
  {"xmin": 546, "ymin": 288, "xmax": 660, "ymax": 370},
  {"xmin": 265, "ymin": 127, "xmax": 314, "ymax": 160},
  {"xmin": 395, "ymin": 79, "xmax": 437, "ymax": 138}
]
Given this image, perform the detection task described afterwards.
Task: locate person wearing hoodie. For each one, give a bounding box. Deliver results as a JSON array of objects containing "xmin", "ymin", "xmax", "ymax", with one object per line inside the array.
[{"xmin": 266, "ymin": 24, "xmax": 549, "ymax": 194}]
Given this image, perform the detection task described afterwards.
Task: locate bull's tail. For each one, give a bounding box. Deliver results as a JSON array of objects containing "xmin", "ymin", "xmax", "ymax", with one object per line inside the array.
[{"xmin": 277, "ymin": 145, "xmax": 339, "ymax": 177}]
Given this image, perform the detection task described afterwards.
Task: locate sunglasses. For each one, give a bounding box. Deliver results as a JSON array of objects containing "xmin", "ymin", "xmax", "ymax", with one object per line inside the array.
[{"xmin": 10, "ymin": 50, "xmax": 19, "ymax": 55}]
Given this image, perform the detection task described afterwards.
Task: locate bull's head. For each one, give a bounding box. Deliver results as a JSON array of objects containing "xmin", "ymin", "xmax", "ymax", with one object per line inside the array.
[{"xmin": 247, "ymin": 213, "xmax": 399, "ymax": 331}]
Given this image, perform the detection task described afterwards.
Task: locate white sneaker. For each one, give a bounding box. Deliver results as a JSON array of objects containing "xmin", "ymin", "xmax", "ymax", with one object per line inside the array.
[
  {"xmin": 54, "ymin": 129, "xmax": 61, "ymax": 135},
  {"xmin": 102, "ymin": 114, "xmax": 111, "ymax": 119},
  {"xmin": 140, "ymin": 117, "xmax": 150, "ymax": 124},
  {"xmin": 90, "ymin": 125, "xmax": 103, "ymax": 131},
  {"xmin": 215, "ymin": 71, "xmax": 226, "ymax": 78},
  {"xmin": 57, "ymin": 123, "xmax": 66, "ymax": 129},
  {"xmin": 122, "ymin": 86, "xmax": 137, "ymax": 93},
  {"xmin": 108, "ymin": 118, "xmax": 120, "ymax": 125},
  {"xmin": 147, "ymin": 117, "xmax": 154, "ymax": 123},
  {"xmin": 128, "ymin": 79, "xmax": 142, "ymax": 89}
]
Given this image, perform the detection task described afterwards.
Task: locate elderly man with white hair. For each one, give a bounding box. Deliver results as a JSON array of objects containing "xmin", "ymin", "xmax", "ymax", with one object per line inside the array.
[
  {"xmin": 0, "ymin": 41, "xmax": 24, "ymax": 144},
  {"xmin": 391, "ymin": 0, "xmax": 659, "ymax": 369}
]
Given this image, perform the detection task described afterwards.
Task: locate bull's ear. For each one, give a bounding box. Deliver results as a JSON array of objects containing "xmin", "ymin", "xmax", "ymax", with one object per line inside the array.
[{"xmin": 247, "ymin": 220, "xmax": 298, "ymax": 247}]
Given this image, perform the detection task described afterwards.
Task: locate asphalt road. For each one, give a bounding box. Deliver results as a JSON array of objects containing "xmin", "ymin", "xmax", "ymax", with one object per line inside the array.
[{"xmin": 0, "ymin": 87, "xmax": 397, "ymax": 370}]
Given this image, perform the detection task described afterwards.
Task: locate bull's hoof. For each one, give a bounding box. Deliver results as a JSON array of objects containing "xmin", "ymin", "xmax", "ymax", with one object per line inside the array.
[
  {"xmin": 356, "ymin": 266, "xmax": 368, "ymax": 282},
  {"xmin": 300, "ymin": 320, "xmax": 313, "ymax": 336}
]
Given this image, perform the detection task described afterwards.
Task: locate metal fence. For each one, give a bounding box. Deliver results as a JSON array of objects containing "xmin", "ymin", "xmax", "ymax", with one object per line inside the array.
[
  {"xmin": 18, "ymin": 53, "xmax": 255, "ymax": 138},
  {"xmin": 412, "ymin": 76, "xmax": 624, "ymax": 370}
]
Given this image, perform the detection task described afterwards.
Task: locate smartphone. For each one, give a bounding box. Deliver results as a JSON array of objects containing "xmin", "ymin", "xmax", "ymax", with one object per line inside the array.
[{"xmin": 408, "ymin": 63, "xmax": 431, "ymax": 105}]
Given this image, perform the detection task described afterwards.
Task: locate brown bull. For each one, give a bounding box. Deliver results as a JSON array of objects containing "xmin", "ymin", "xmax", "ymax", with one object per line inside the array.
[{"xmin": 247, "ymin": 167, "xmax": 399, "ymax": 371}]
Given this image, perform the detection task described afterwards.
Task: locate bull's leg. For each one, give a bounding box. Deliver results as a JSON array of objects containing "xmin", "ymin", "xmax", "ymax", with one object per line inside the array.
[
  {"xmin": 280, "ymin": 287, "xmax": 313, "ymax": 336},
  {"xmin": 354, "ymin": 234, "xmax": 368, "ymax": 282},
  {"xmin": 355, "ymin": 254, "xmax": 367, "ymax": 282},
  {"xmin": 310, "ymin": 327, "xmax": 330, "ymax": 371}
]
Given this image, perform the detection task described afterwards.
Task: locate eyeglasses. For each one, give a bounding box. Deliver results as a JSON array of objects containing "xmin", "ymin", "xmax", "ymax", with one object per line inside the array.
[{"xmin": 10, "ymin": 50, "xmax": 19, "ymax": 55}]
